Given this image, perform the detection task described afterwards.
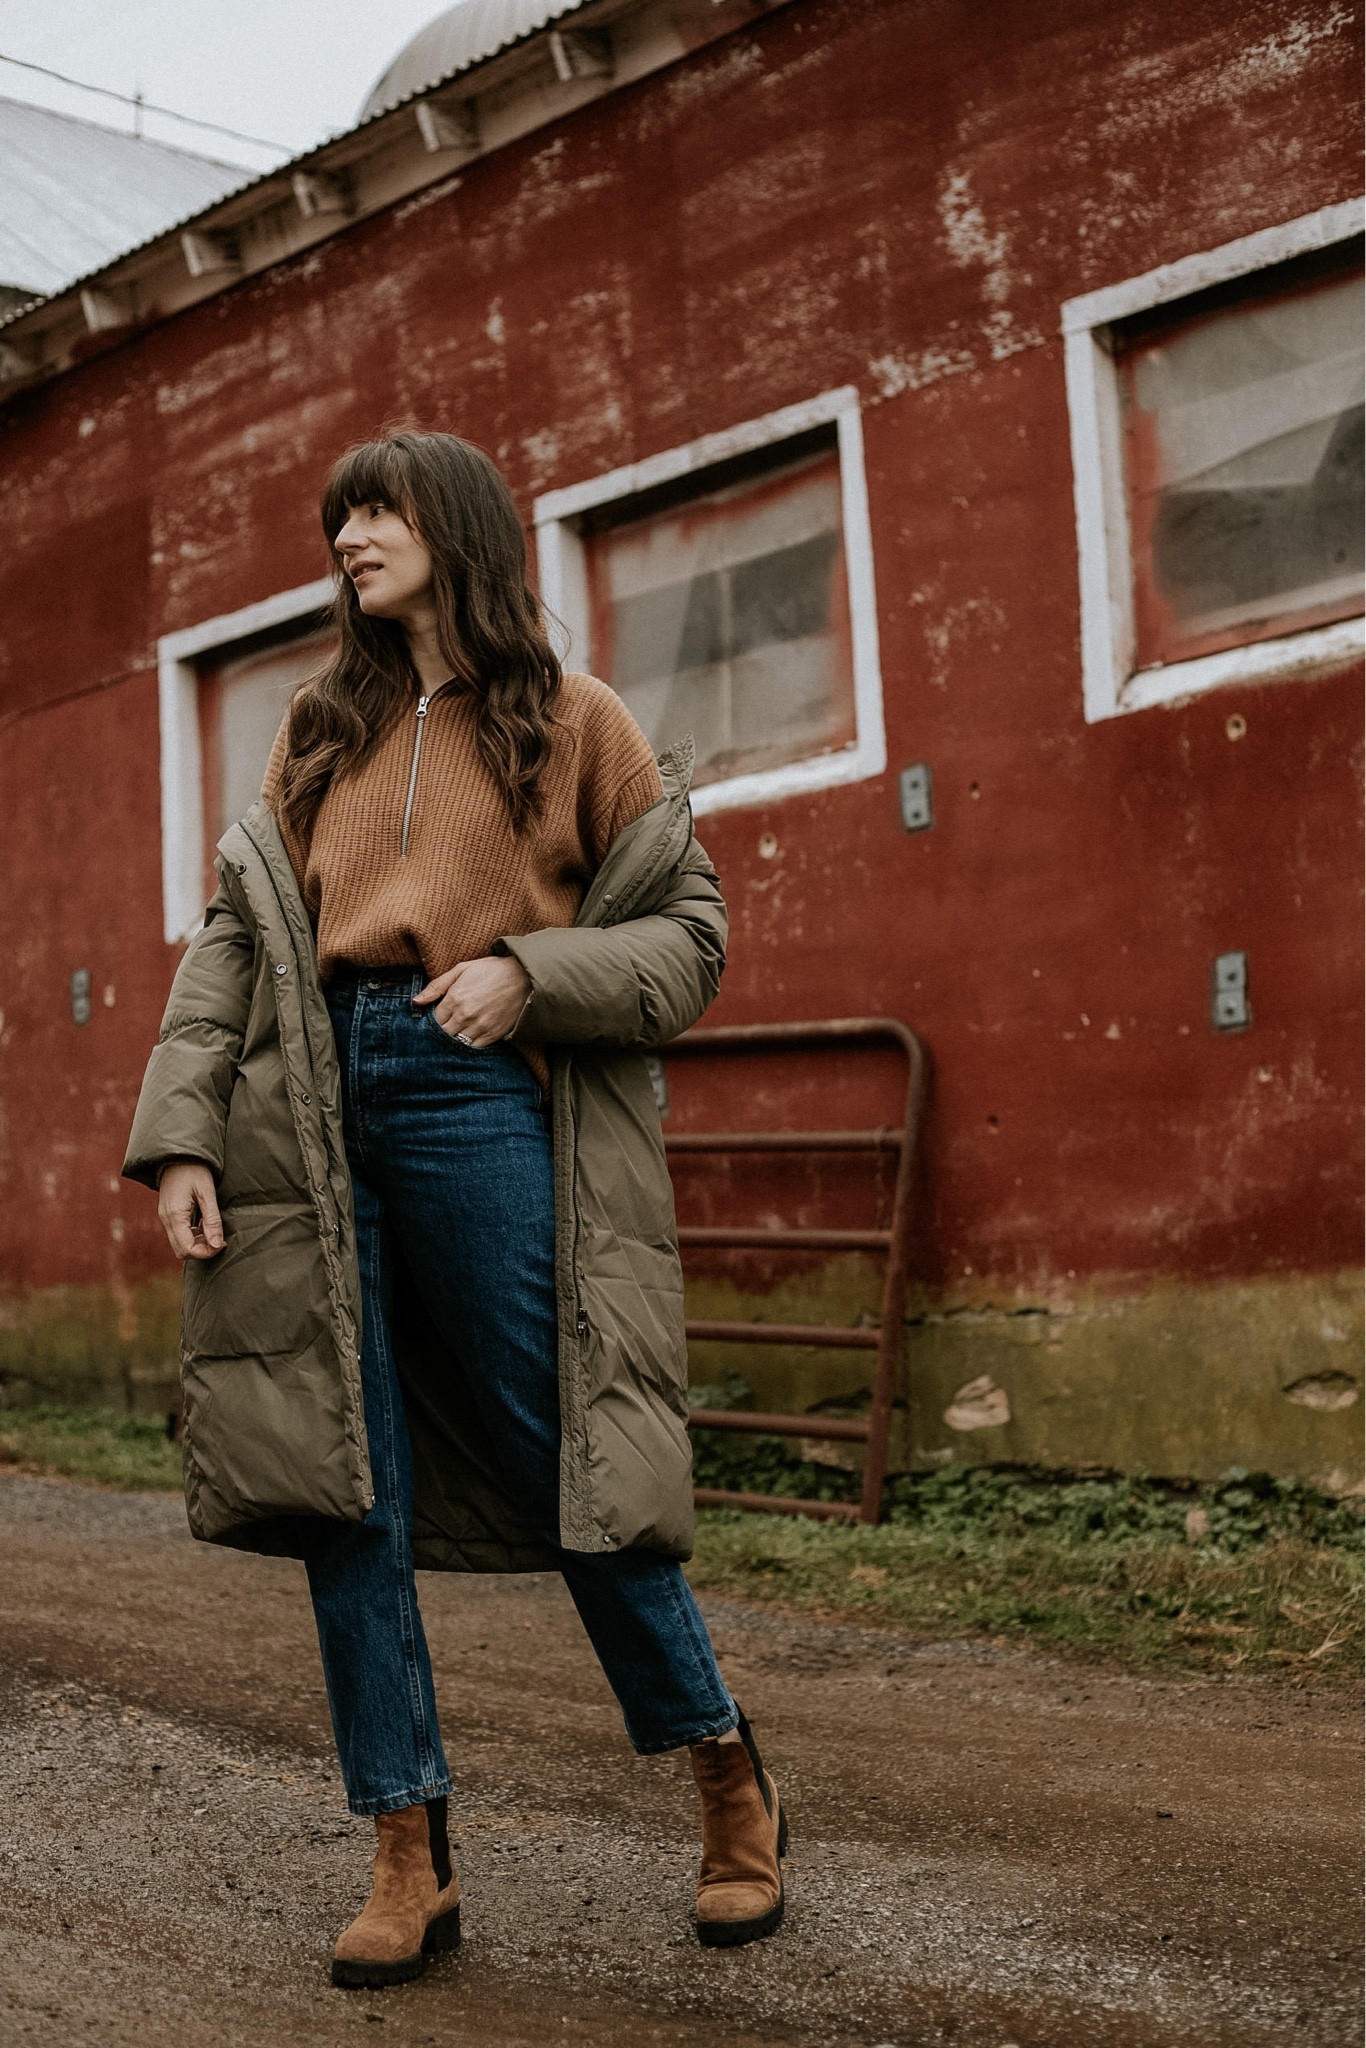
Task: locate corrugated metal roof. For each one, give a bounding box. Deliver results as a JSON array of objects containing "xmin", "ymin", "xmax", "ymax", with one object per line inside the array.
[
  {"xmin": 360, "ymin": 0, "xmax": 590, "ymax": 119},
  {"xmin": 0, "ymin": 96, "xmax": 248, "ymax": 298}
]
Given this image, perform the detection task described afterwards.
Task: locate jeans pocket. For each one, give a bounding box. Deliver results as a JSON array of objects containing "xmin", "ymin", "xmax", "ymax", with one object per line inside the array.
[{"xmin": 417, "ymin": 1003, "xmax": 471, "ymax": 1051}]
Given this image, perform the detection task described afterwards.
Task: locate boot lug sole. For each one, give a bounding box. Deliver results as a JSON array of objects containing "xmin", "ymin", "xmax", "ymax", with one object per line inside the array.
[
  {"xmin": 332, "ymin": 1903, "xmax": 461, "ymax": 1988},
  {"xmin": 331, "ymin": 1951, "xmax": 427, "ymax": 1990},
  {"xmin": 696, "ymin": 1882, "xmax": 785, "ymax": 1948}
]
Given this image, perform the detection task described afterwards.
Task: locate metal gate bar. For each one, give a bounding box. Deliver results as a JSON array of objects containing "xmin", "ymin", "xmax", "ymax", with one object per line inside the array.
[{"xmin": 662, "ymin": 1019, "xmax": 927, "ymax": 1526}]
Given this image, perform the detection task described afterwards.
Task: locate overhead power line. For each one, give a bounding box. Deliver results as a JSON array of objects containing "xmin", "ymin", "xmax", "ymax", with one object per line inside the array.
[{"xmin": 0, "ymin": 51, "xmax": 293, "ymax": 154}]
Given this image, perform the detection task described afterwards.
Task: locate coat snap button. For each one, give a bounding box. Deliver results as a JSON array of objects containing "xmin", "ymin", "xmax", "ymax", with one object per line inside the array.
[
  {"xmin": 235, "ymin": 863, "xmax": 246, "ymax": 875},
  {"xmin": 300, "ymin": 1092, "xmax": 311, "ymax": 1105},
  {"xmin": 274, "ymin": 963, "xmax": 288, "ymax": 977}
]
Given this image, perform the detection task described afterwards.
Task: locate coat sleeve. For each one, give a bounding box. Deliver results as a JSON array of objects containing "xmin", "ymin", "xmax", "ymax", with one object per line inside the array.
[
  {"xmin": 121, "ymin": 876, "xmax": 256, "ymax": 1189},
  {"xmin": 497, "ymin": 839, "xmax": 727, "ymax": 1048}
]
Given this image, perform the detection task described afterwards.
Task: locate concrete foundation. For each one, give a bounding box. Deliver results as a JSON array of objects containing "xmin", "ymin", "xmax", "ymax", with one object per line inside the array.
[
  {"xmin": 0, "ymin": 1277, "xmax": 181, "ymax": 1417},
  {"xmin": 7, "ymin": 1264, "xmax": 1357, "ymax": 1494},
  {"xmin": 684, "ymin": 1263, "xmax": 1364, "ymax": 1491}
]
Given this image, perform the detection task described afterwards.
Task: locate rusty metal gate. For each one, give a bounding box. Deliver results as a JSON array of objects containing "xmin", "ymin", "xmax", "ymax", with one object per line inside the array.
[{"xmin": 660, "ymin": 1019, "xmax": 927, "ymax": 1526}]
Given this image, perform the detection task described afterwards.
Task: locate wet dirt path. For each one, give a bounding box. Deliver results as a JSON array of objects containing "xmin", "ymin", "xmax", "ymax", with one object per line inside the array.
[{"xmin": 0, "ymin": 1474, "xmax": 1359, "ymax": 2047}]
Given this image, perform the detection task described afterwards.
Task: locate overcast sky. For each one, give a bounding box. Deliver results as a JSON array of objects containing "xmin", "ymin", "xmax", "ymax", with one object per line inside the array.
[{"xmin": 0, "ymin": 1, "xmax": 451, "ymax": 173}]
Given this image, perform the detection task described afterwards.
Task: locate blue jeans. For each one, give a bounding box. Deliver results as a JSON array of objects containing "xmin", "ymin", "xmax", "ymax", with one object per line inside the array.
[{"xmin": 306, "ymin": 971, "xmax": 736, "ymax": 1815}]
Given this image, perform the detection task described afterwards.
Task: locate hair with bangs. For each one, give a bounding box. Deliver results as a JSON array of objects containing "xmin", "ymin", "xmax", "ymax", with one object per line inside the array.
[{"xmin": 276, "ymin": 430, "xmax": 562, "ymax": 843}]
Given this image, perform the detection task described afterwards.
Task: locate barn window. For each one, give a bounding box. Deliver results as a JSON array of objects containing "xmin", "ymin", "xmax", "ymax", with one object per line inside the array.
[
  {"xmin": 196, "ymin": 624, "xmax": 335, "ymax": 888},
  {"xmin": 534, "ymin": 387, "xmax": 885, "ymax": 812},
  {"xmin": 583, "ymin": 438, "xmax": 853, "ymax": 790},
  {"xmin": 1119, "ymin": 267, "xmax": 1362, "ymax": 668},
  {"xmin": 1063, "ymin": 201, "xmax": 1364, "ymax": 721},
  {"xmin": 157, "ymin": 578, "xmax": 333, "ymax": 943}
]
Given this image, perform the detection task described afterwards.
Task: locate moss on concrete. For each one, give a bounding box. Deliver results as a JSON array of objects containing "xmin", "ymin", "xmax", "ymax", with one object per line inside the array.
[
  {"xmin": 683, "ymin": 1264, "xmax": 1364, "ymax": 1490},
  {"xmin": 0, "ymin": 1277, "xmax": 181, "ymax": 1416},
  {"xmin": 2, "ymin": 1263, "xmax": 1360, "ymax": 1489}
]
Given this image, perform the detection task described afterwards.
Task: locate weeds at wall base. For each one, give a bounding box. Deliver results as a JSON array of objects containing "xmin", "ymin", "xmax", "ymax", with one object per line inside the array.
[
  {"xmin": 0, "ymin": 1405, "xmax": 182, "ymax": 1493},
  {"xmin": 688, "ymin": 1429, "xmax": 1363, "ymax": 1681},
  {"xmin": 688, "ymin": 1511, "xmax": 1361, "ymax": 1681},
  {"xmin": 690, "ymin": 1422, "xmax": 1365, "ymax": 1551}
]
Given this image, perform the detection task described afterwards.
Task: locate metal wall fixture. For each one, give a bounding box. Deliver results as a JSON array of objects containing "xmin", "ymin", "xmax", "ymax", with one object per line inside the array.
[
  {"xmin": 662, "ymin": 1018, "xmax": 928, "ymax": 1526},
  {"xmin": 899, "ymin": 762, "xmax": 933, "ymax": 832},
  {"xmin": 70, "ymin": 968, "xmax": 92, "ymax": 1026},
  {"xmin": 1212, "ymin": 951, "xmax": 1250, "ymax": 1030}
]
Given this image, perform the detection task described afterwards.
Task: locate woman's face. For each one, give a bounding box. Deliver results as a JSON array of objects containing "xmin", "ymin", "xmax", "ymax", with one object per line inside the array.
[{"xmin": 333, "ymin": 499, "xmax": 434, "ymax": 620}]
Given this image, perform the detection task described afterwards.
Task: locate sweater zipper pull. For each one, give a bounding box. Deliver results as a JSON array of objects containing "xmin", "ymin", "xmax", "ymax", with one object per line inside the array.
[{"xmin": 400, "ymin": 696, "xmax": 429, "ymax": 859}]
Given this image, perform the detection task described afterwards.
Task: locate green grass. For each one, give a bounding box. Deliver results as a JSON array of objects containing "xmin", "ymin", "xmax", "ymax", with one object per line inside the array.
[
  {"xmin": 2, "ymin": 1403, "xmax": 1358, "ymax": 1680},
  {"xmin": 0, "ymin": 1404, "xmax": 183, "ymax": 1492},
  {"xmin": 687, "ymin": 1436, "xmax": 1363, "ymax": 1680}
]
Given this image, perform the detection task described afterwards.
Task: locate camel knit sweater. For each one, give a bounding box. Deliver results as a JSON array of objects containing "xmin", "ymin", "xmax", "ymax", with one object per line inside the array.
[{"xmin": 260, "ymin": 671, "xmax": 663, "ymax": 1085}]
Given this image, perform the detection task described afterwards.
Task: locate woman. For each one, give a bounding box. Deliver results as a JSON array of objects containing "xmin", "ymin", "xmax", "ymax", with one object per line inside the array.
[{"xmin": 123, "ymin": 431, "xmax": 786, "ymax": 1990}]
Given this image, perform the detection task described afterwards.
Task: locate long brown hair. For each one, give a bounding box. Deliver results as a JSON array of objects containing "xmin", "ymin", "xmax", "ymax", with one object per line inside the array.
[{"xmin": 277, "ymin": 431, "xmax": 561, "ymax": 841}]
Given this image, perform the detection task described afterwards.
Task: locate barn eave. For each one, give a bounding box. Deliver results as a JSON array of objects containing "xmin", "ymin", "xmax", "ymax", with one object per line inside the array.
[{"xmin": 0, "ymin": 0, "xmax": 794, "ymax": 401}]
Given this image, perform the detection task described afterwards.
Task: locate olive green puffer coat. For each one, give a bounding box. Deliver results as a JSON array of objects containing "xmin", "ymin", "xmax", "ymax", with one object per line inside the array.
[{"xmin": 123, "ymin": 740, "xmax": 724, "ymax": 1571}]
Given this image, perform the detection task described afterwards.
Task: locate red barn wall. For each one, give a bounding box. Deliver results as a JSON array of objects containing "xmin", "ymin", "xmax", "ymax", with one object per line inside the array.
[{"xmin": 1, "ymin": 0, "xmax": 1361, "ymax": 1480}]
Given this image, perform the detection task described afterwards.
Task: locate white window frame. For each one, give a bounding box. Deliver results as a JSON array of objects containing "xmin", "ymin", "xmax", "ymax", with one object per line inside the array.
[
  {"xmin": 532, "ymin": 385, "xmax": 886, "ymax": 814},
  {"xmin": 157, "ymin": 577, "xmax": 333, "ymax": 943},
  {"xmin": 1063, "ymin": 196, "xmax": 1365, "ymax": 723}
]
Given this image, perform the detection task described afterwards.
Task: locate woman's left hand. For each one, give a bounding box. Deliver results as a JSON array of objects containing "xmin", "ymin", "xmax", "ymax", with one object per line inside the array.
[{"xmin": 415, "ymin": 956, "xmax": 532, "ymax": 1046}]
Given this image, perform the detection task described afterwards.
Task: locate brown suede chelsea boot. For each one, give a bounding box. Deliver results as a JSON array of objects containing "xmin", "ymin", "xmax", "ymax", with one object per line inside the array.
[
  {"xmin": 690, "ymin": 1710, "xmax": 788, "ymax": 1947},
  {"xmin": 332, "ymin": 1795, "xmax": 461, "ymax": 1989}
]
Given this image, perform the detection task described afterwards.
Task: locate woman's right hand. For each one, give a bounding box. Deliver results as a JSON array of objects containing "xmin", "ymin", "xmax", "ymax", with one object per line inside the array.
[{"xmin": 157, "ymin": 1160, "xmax": 225, "ymax": 1260}]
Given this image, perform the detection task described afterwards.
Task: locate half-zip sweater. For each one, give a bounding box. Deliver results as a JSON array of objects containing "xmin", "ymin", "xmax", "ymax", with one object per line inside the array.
[{"xmin": 260, "ymin": 671, "xmax": 663, "ymax": 1087}]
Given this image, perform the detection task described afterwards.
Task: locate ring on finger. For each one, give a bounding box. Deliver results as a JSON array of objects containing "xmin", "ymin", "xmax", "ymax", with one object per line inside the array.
[{"xmin": 455, "ymin": 1030, "xmax": 475, "ymax": 1046}]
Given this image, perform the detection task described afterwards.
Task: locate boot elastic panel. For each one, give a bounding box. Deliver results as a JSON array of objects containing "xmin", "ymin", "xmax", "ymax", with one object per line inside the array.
[
  {"xmin": 426, "ymin": 1795, "xmax": 452, "ymax": 1890},
  {"xmin": 734, "ymin": 1709, "xmax": 773, "ymax": 1819}
]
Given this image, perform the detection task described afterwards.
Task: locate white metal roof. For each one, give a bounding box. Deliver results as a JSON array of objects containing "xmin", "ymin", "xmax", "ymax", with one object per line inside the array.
[
  {"xmin": 360, "ymin": 0, "xmax": 590, "ymax": 118},
  {"xmin": 0, "ymin": 96, "xmax": 248, "ymax": 299}
]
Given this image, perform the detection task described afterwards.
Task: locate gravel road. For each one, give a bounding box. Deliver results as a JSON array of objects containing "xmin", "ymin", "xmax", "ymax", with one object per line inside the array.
[{"xmin": 0, "ymin": 1473, "xmax": 1360, "ymax": 2047}]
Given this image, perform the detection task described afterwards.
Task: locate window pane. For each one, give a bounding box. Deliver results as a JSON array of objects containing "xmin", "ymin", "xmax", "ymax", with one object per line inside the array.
[
  {"xmin": 586, "ymin": 448, "xmax": 856, "ymax": 788},
  {"xmin": 197, "ymin": 628, "xmax": 334, "ymax": 887},
  {"xmin": 1122, "ymin": 270, "xmax": 1364, "ymax": 667}
]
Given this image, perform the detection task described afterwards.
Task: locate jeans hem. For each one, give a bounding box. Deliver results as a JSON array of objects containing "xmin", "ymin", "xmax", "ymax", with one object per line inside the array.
[
  {"xmin": 628, "ymin": 1706, "xmax": 739, "ymax": 1757},
  {"xmin": 347, "ymin": 1779, "xmax": 453, "ymax": 1818}
]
